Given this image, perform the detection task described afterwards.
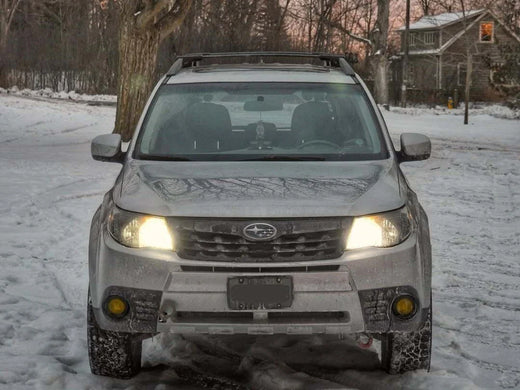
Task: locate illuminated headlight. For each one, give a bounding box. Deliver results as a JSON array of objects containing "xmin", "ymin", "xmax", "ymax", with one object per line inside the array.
[
  {"xmin": 346, "ymin": 207, "xmax": 412, "ymax": 250},
  {"xmin": 108, "ymin": 207, "xmax": 174, "ymax": 250}
]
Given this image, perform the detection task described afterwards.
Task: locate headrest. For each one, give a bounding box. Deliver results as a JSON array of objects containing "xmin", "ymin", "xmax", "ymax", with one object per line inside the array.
[{"xmin": 185, "ymin": 102, "xmax": 231, "ymax": 137}]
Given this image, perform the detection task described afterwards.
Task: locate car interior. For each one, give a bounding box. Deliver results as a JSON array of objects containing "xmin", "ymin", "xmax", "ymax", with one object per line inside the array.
[{"xmin": 143, "ymin": 85, "xmax": 381, "ymax": 156}]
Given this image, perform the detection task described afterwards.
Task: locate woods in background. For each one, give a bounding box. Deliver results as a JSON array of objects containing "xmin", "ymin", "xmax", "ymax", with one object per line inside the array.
[
  {"xmin": 1, "ymin": 0, "xmax": 119, "ymax": 92},
  {"xmin": 1, "ymin": 0, "xmax": 518, "ymax": 95}
]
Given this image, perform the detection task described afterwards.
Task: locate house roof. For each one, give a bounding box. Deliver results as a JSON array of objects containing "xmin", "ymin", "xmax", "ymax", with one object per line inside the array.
[
  {"xmin": 398, "ymin": 9, "xmax": 520, "ymax": 56},
  {"xmin": 398, "ymin": 9, "xmax": 485, "ymax": 31}
]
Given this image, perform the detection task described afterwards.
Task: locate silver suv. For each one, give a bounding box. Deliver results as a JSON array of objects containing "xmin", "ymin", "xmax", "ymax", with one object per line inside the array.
[{"xmin": 88, "ymin": 52, "xmax": 432, "ymax": 379}]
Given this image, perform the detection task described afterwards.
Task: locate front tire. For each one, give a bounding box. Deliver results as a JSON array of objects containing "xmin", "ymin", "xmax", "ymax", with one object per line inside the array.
[
  {"xmin": 381, "ymin": 303, "xmax": 432, "ymax": 374},
  {"xmin": 87, "ymin": 293, "xmax": 142, "ymax": 379}
]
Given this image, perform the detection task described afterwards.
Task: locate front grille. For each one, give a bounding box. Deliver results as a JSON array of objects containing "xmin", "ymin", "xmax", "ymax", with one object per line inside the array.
[{"xmin": 171, "ymin": 218, "xmax": 348, "ymax": 262}]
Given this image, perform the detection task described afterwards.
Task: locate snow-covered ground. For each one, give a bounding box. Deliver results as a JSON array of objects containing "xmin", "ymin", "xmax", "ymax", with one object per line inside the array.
[
  {"xmin": 388, "ymin": 103, "xmax": 520, "ymax": 120},
  {"xmin": 0, "ymin": 87, "xmax": 117, "ymax": 105},
  {"xmin": 0, "ymin": 95, "xmax": 519, "ymax": 390}
]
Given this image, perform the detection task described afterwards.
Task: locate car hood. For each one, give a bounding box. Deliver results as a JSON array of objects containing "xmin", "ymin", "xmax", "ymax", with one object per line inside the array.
[{"xmin": 114, "ymin": 160, "xmax": 404, "ymax": 218}]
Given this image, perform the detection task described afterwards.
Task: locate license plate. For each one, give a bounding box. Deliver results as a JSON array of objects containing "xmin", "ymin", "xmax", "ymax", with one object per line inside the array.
[{"xmin": 227, "ymin": 276, "xmax": 293, "ymax": 310}]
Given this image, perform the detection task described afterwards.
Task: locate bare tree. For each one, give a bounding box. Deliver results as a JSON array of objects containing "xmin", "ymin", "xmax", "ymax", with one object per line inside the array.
[
  {"xmin": 499, "ymin": 0, "xmax": 520, "ymax": 34},
  {"xmin": 418, "ymin": 0, "xmax": 434, "ymax": 15},
  {"xmin": 401, "ymin": 0, "xmax": 410, "ymax": 107},
  {"xmin": 371, "ymin": 0, "xmax": 390, "ymax": 104},
  {"xmin": 0, "ymin": 0, "xmax": 22, "ymax": 86},
  {"xmin": 255, "ymin": 0, "xmax": 292, "ymax": 50},
  {"xmin": 114, "ymin": 0, "xmax": 193, "ymax": 141},
  {"xmin": 5, "ymin": 0, "xmax": 516, "ymax": 111},
  {"xmin": 459, "ymin": 0, "xmax": 472, "ymax": 124},
  {"xmin": 321, "ymin": 0, "xmax": 389, "ymax": 103}
]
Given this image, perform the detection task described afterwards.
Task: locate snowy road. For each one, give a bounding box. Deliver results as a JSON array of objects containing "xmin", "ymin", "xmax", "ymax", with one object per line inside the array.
[{"xmin": 0, "ymin": 95, "xmax": 519, "ymax": 389}]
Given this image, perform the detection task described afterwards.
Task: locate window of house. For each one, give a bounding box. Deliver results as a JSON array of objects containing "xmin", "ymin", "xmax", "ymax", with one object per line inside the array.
[
  {"xmin": 479, "ymin": 22, "xmax": 494, "ymax": 42},
  {"xmin": 409, "ymin": 33, "xmax": 416, "ymax": 47},
  {"xmin": 424, "ymin": 32, "xmax": 435, "ymax": 45}
]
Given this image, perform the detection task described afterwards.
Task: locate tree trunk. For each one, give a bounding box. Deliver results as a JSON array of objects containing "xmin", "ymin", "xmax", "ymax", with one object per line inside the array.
[
  {"xmin": 459, "ymin": 0, "xmax": 471, "ymax": 125},
  {"xmin": 372, "ymin": 0, "xmax": 390, "ymax": 105},
  {"xmin": 114, "ymin": 15, "xmax": 160, "ymax": 142},
  {"xmin": 0, "ymin": 19, "xmax": 9, "ymax": 88},
  {"xmin": 113, "ymin": 0, "xmax": 192, "ymax": 141},
  {"xmin": 0, "ymin": 39, "xmax": 8, "ymax": 88},
  {"xmin": 401, "ymin": 0, "xmax": 410, "ymax": 107},
  {"xmin": 464, "ymin": 53, "xmax": 472, "ymax": 125},
  {"xmin": 374, "ymin": 55, "xmax": 389, "ymax": 105}
]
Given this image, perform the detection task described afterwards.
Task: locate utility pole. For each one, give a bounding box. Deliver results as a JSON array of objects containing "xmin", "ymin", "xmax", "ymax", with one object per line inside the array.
[
  {"xmin": 401, "ymin": 0, "xmax": 410, "ymax": 107},
  {"xmin": 464, "ymin": 53, "xmax": 471, "ymax": 124},
  {"xmin": 459, "ymin": 0, "xmax": 471, "ymax": 125}
]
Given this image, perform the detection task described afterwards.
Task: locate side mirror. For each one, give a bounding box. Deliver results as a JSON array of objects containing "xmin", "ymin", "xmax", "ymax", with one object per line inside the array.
[
  {"xmin": 398, "ymin": 133, "xmax": 431, "ymax": 163},
  {"xmin": 91, "ymin": 134, "xmax": 124, "ymax": 163}
]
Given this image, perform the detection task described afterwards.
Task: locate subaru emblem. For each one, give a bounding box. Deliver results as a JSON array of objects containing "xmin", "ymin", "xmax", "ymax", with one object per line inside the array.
[{"xmin": 243, "ymin": 223, "xmax": 277, "ymax": 241}]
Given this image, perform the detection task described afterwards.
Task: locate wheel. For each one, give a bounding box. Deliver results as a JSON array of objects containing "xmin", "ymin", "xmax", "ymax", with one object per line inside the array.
[
  {"xmin": 381, "ymin": 301, "xmax": 432, "ymax": 374},
  {"xmin": 87, "ymin": 292, "xmax": 142, "ymax": 379}
]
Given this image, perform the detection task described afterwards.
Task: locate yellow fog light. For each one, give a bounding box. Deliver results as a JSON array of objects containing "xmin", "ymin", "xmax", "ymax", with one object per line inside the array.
[
  {"xmin": 105, "ymin": 296, "xmax": 128, "ymax": 318},
  {"xmin": 393, "ymin": 296, "xmax": 416, "ymax": 318}
]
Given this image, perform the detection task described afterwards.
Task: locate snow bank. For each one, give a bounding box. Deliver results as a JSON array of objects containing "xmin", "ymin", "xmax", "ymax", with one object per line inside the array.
[
  {"xmin": 0, "ymin": 86, "xmax": 116, "ymax": 104},
  {"xmin": 1, "ymin": 87, "xmax": 518, "ymax": 120},
  {"xmin": 388, "ymin": 103, "xmax": 520, "ymax": 120}
]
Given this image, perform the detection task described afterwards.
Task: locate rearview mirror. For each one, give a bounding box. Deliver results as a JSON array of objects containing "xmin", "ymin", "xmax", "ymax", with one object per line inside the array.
[
  {"xmin": 244, "ymin": 98, "xmax": 283, "ymax": 112},
  {"xmin": 398, "ymin": 133, "xmax": 431, "ymax": 163},
  {"xmin": 91, "ymin": 134, "xmax": 124, "ymax": 163}
]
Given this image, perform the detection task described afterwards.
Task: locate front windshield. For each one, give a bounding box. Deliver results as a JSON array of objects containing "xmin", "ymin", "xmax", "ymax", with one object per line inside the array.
[{"xmin": 135, "ymin": 82, "xmax": 388, "ymax": 161}]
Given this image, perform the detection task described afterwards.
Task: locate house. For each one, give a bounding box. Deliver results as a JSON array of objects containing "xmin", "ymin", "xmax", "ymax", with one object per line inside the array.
[{"xmin": 395, "ymin": 9, "xmax": 520, "ymax": 102}]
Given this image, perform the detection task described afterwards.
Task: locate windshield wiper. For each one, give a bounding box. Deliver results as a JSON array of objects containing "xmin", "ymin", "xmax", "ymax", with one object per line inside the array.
[{"xmin": 241, "ymin": 156, "xmax": 326, "ymax": 161}]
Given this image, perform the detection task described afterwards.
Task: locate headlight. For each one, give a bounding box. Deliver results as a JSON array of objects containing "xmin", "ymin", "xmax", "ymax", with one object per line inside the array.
[
  {"xmin": 346, "ymin": 207, "xmax": 412, "ymax": 250},
  {"xmin": 108, "ymin": 208, "xmax": 174, "ymax": 250}
]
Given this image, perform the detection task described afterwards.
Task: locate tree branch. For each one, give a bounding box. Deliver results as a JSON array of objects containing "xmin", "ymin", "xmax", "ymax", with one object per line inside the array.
[
  {"xmin": 278, "ymin": 0, "xmax": 291, "ymax": 30},
  {"xmin": 326, "ymin": 20, "xmax": 373, "ymax": 48},
  {"xmin": 32, "ymin": 1, "xmax": 65, "ymax": 26},
  {"xmin": 136, "ymin": 0, "xmax": 171, "ymax": 31},
  {"xmin": 156, "ymin": 0, "xmax": 192, "ymax": 41},
  {"xmin": 6, "ymin": 0, "xmax": 22, "ymax": 30}
]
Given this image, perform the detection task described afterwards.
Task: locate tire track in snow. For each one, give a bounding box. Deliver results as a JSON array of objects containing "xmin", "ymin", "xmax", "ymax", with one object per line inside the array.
[
  {"xmin": 4, "ymin": 95, "xmax": 515, "ymax": 389},
  {"xmin": 401, "ymin": 137, "xmax": 520, "ymax": 389}
]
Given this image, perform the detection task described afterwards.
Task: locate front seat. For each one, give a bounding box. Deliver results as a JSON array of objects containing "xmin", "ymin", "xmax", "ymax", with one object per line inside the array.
[
  {"xmin": 185, "ymin": 102, "xmax": 232, "ymax": 152},
  {"xmin": 291, "ymin": 98, "xmax": 335, "ymax": 145}
]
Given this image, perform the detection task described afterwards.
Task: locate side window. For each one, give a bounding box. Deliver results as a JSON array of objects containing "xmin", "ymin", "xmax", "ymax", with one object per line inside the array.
[{"xmin": 479, "ymin": 22, "xmax": 493, "ymax": 42}]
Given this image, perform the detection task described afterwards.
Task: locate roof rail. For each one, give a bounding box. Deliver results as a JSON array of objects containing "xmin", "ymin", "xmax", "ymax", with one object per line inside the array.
[{"xmin": 166, "ymin": 52, "xmax": 356, "ymax": 77}]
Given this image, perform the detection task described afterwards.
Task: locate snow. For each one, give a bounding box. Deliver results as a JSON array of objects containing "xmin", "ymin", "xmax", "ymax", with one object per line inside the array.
[
  {"xmin": 397, "ymin": 9, "xmax": 485, "ymax": 30},
  {"xmin": 1, "ymin": 94, "xmax": 519, "ymax": 389},
  {"xmin": 390, "ymin": 104, "xmax": 520, "ymax": 120},
  {"xmin": 400, "ymin": 48, "xmax": 441, "ymax": 55},
  {"xmin": 0, "ymin": 87, "xmax": 116, "ymax": 105}
]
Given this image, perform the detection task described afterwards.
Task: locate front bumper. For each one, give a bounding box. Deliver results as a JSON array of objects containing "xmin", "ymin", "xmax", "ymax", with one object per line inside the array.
[{"xmin": 90, "ymin": 228, "xmax": 430, "ymax": 335}]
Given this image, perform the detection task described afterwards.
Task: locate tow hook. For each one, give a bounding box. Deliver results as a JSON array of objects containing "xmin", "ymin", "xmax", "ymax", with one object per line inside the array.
[{"xmin": 357, "ymin": 333, "xmax": 373, "ymax": 349}]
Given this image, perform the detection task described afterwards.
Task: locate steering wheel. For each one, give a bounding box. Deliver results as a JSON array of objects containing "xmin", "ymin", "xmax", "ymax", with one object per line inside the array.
[{"xmin": 297, "ymin": 139, "xmax": 340, "ymax": 150}]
